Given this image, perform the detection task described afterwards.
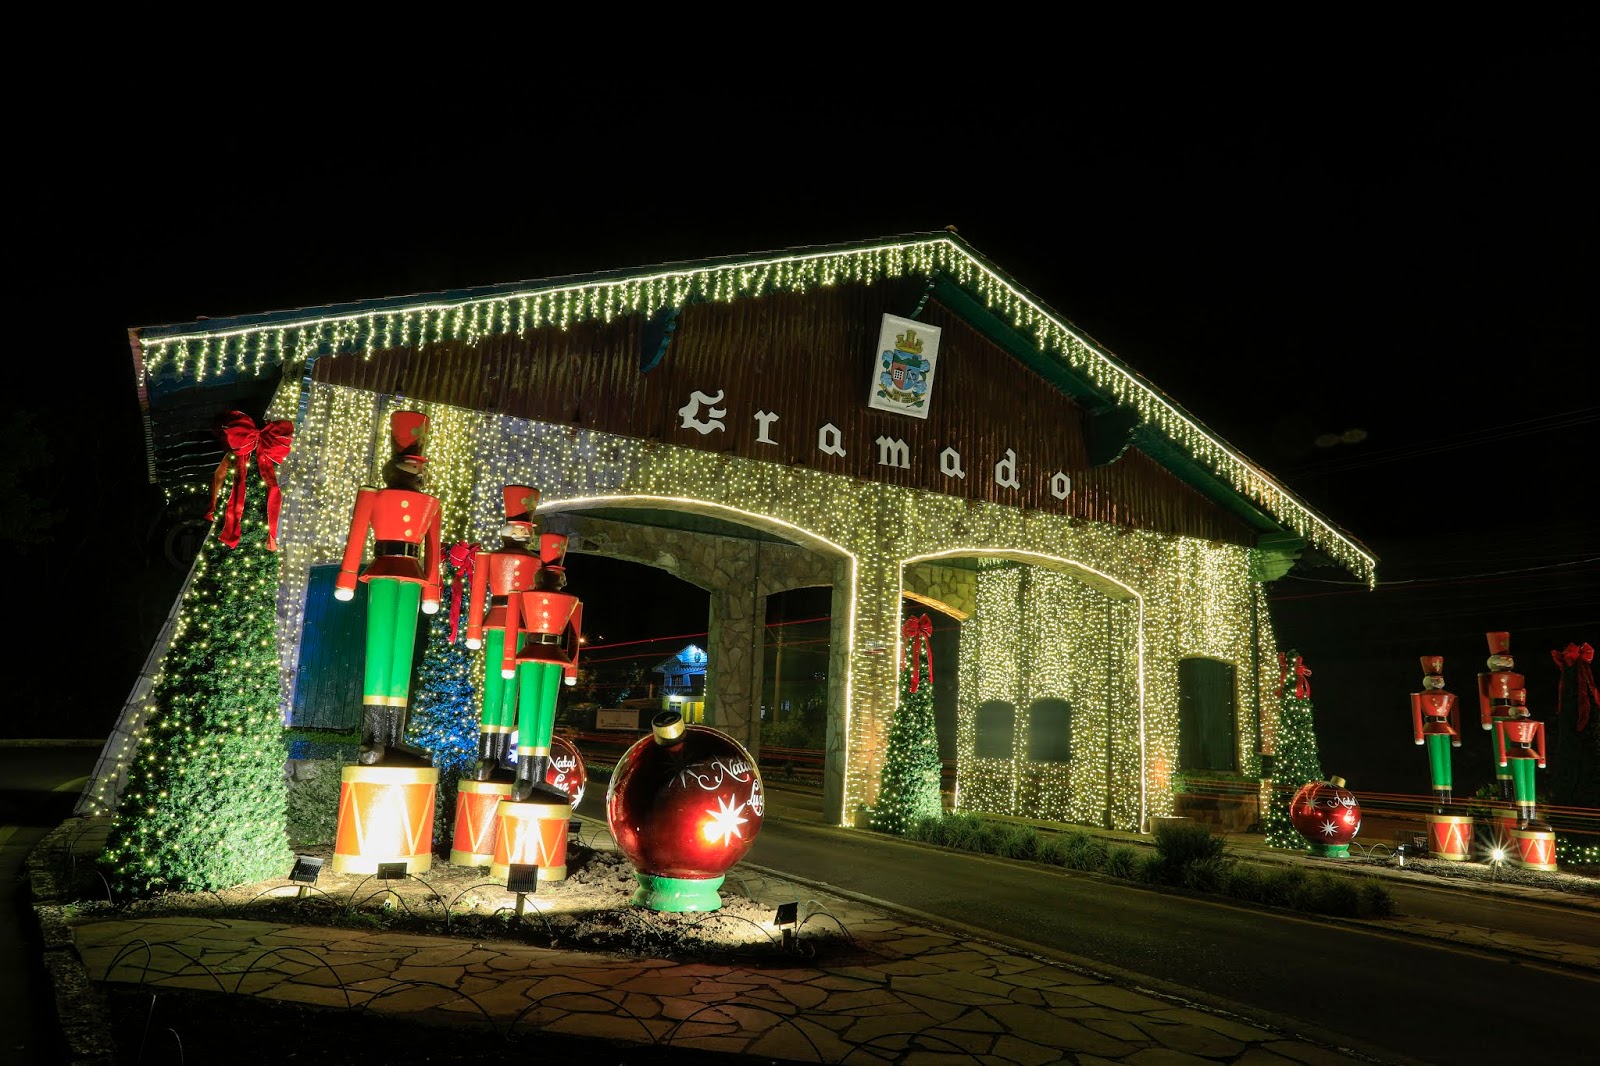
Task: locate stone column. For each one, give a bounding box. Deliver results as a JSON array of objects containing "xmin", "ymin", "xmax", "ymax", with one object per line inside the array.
[
  {"xmin": 831, "ymin": 555, "xmax": 902, "ymax": 826},
  {"xmin": 703, "ymin": 544, "xmax": 762, "ymax": 749}
]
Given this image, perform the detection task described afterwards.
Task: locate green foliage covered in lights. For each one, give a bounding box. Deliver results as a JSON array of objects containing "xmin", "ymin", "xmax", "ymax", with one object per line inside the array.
[
  {"xmin": 100, "ymin": 482, "xmax": 291, "ymax": 895},
  {"xmin": 870, "ymin": 633, "xmax": 943, "ymax": 836},
  {"xmin": 406, "ymin": 566, "xmax": 481, "ymax": 842},
  {"xmin": 1264, "ymin": 651, "xmax": 1324, "ymax": 850}
]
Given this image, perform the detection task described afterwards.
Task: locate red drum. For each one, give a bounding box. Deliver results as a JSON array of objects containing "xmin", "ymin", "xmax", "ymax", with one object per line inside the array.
[
  {"xmin": 450, "ymin": 779, "xmax": 513, "ymax": 867},
  {"xmin": 1426, "ymin": 814, "xmax": 1472, "ymax": 861},
  {"xmin": 491, "ymin": 799, "xmax": 570, "ymax": 882},
  {"xmin": 332, "ymin": 765, "xmax": 438, "ymax": 875},
  {"xmin": 1513, "ymin": 828, "xmax": 1557, "ymax": 871}
]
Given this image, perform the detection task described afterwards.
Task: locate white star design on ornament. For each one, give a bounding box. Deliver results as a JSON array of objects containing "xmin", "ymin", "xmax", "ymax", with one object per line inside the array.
[
  {"xmin": 701, "ymin": 794, "xmax": 748, "ymax": 847},
  {"xmin": 1319, "ymin": 819, "xmax": 1340, "ymax": 837}
]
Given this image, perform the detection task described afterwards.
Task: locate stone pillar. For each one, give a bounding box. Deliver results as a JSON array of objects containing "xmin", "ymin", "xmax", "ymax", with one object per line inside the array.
[
  {"xmin": 832, "ymin": 556, "xmax": 902, "ymax": 826},
  {"xmin": 703, "ymin": 544, "xmax": 763, "ymax": 750}
]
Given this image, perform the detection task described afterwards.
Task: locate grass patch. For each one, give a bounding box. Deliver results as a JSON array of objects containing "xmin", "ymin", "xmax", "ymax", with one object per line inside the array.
[{"xmin": 897, "ymin": 812, "xmax": 1395, "ymax": 919}]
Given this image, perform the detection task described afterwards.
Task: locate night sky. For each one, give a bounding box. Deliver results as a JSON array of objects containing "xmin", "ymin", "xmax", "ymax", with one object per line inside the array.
[{"xmin": 14, "ymin": 44, "xmax": 1593, "ymax": 797}]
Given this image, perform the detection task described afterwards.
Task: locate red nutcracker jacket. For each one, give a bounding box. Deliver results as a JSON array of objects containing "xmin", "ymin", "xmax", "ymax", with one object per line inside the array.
[
  {"xmin": 464, "ymin": 546, "xmax": 542, "ymax": 671},
  {"xmin": 1477, "ymin": 668, "xmax": 1526, "ymax": 729},
  {"xmin": 1495, "ymin": 719, "xmax": 1547, "ymax": 767},
  {"xmin": 1411, "ymin": 691, "xmax": 1461, "ymax": 745},
  {"xmin": 336, "ymin": 487, "xmax": 443, "ymax": 608},
  {"xmin": 514, "ymin": 589, "xmax": 583, "ymax": 681}
]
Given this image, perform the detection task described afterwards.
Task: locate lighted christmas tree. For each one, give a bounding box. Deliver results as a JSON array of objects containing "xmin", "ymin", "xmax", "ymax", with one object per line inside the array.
[
  {"xmin": 406, "ymin": 550, "xmax": 481, "ymax": 842},
  {"xmin": 101, "ymin": 451, "xmax": 292, "ymax": 894},
  {"xmin": 870, "ymin": 615, "xmax": 943, "ymax": 835},
  {"xmin": 1264, "ymin": 649, "xmax": 1325, "ymax": 850}
]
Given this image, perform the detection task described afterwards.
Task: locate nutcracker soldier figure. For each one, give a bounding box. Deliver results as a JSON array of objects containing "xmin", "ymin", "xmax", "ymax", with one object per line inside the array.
[
  {"xmin": 1495, "ymin": 707, "xmax": 1557, "ymax": 870},
  {"xmin": 334, "ymin": 411, "xmax": 442, "ymax": 767},
  {"xmin": 1478, "ymin": 631, "xmax": 1526, "ymax": 801},
  {"xmin": 1495, "ymin": 714, "xmax": 1548, "ymax": 829},
  {"xmin": 464, "ymin": 486, "xmax": 543, "ymax": 781},
  {"xmin": 510, "ymin": 532, "xmax": 583, "ymax": 802},
  {"xmin": 1411, "ymin": 656, "xmax": 1461, "ymax": 810}
]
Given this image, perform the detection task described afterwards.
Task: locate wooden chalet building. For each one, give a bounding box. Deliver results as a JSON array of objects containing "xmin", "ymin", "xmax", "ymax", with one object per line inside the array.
[{"xmin": 89, "ymin": 231, "xmax": 1375, "ymax": 832}]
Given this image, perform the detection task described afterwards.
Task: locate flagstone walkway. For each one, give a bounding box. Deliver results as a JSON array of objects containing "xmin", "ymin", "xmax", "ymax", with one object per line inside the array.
[{"xmin": 72, "ymin": 895, "xmax": 1390, "ymax": 1065}]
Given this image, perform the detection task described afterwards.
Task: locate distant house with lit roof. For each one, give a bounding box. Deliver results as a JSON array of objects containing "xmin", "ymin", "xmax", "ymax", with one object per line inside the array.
[{"xmin": 653, "ymin": 644, "xmax": 708, "ymax": 723}]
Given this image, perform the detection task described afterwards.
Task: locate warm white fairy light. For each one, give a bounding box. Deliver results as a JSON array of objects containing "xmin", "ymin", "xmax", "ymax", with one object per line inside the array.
[
  {"xmin": 132, "ymin": 235, "xmax": 1372, "ymax": 585},
  {"xmin": 214, "ymin": 383, "xmax": 1282, "ymax": 832}
]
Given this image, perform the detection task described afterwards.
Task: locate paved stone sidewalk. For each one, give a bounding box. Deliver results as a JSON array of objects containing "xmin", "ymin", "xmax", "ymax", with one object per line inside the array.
[{"xmin": 73, "ymin": 899, "xmax": 1384, "ymax": 1065}]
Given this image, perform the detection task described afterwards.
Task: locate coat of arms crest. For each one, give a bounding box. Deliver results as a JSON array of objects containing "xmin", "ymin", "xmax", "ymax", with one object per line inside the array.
[{"xmin": 868, "ymin": 314, "xmax": 941, "ymax": 419}]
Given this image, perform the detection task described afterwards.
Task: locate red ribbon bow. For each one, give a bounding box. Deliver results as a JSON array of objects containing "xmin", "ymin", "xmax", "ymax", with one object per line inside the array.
[
  {"xmin": 445, "ymin": 541, "xmax": 482, "ymax": 644},
  {"xmin": 1552, "ymin": 641, "xmax": 1597, "ymax": 733},
  {"xmin": 206, "ymin": 411, "xmax": 293, "ymax": 550},
  {"xmin": 1277, "ymin": 652, "xmax": 1311, "ymax": 699},
  {"xmin": 901, "ymin": 614, "xmax": 935, "ymax": 693}
]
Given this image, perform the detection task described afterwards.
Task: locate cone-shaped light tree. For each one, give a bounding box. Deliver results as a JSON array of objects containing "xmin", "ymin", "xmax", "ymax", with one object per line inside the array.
[
  {"xmin": 870, "ymin": 615, "xmax": 943, "ymax": 835},
  {"xmin": 405, "ymin": 547, "xmax": 482, "ymax": 842},
  {"xmin": 1264, "ymin": 649, "xmax": 1325, "ymax": 850},
  {"xmin": 102, "ymin": 446, "xmax": 292, "ymax": 894}
]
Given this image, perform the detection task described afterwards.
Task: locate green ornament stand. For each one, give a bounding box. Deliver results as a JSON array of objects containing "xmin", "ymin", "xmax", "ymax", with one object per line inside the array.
[{"xmin": 631, "ymin": 872, "xmax": 725, "ymax": 912}]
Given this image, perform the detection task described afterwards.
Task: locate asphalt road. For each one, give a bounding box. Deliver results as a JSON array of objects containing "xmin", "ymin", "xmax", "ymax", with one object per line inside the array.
[{"xmin": 671, "ymin": 784, "xmax": 1599, "ymax": 1066}]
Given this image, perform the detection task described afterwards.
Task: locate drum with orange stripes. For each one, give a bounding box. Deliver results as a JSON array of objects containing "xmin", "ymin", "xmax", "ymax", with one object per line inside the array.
[
  {"xmin": 1513, "ymin": 827, "xmax": 1557, "ymax": 871},
  {"xmin": 450, "ymin": 779, "xmax": 514, "ymax": 866},
  {"xmin": 332, "ymin": 765, "xmax": 438, "ymax": 875},
  {"xmin": 491, "ymin": 799, "xmax": 570, "ymax": 883},
  {"xmin": 1425, "ymin": 814, "xmax": 1472, "ymax": 861}
]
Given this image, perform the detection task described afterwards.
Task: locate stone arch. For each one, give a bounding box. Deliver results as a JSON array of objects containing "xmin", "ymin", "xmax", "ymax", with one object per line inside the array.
[{"xmin": 538, "ymin": 496, "xmax": 852, "ymax": 815}]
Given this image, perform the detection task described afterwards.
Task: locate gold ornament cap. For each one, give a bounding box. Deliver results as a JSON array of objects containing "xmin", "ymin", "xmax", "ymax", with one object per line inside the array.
[
  {"xmin": 652, "ymin": 710, "xmax": 685, "ymax": 744},
  {"xmin": 1329, "ymin": 775, "xmax": 1346, "ymax": 788}
]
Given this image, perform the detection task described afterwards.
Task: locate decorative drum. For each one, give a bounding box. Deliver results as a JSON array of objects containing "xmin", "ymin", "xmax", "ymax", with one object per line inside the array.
[
  {"xmin": 491, "ymin": 799, "xmax": 570, "ymax": 882},
  {"xmin": 1426, "ymin": 814, "xmax": 1472, "ymax": 862},
  {"xmin": 1513, "ymin": 828, "xmax": 1557, "ymax": 871},
  {"xmin": 1476, "ymin": 808, "xmax": 1519, "ymax": 855},
  {"xmin": 606, "ymin": 710, "xmax": 765, "ymax": 912},
  {"xmin": 450, "ymin": 779, "xmax": 514, "ymax": 867},
  {"xmin": 332, "ymin": 765, "xmax": 438, "ymax": 875}
]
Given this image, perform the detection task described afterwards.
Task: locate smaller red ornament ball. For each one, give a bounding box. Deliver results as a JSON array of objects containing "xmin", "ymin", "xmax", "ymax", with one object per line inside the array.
[
  {"xmin": 606, "ymin": 711, "xmax": 765, "ymax": 881},
  {"xmin": 1289, "ymin": 776, "xmax": 1362, "ymax": 849},
  {"xmin": 546, "ymin": 733, "xmax": 588, "ymax": 808}
]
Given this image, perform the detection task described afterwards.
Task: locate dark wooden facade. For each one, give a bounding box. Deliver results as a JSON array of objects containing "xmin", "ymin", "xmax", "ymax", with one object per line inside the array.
[{"xmin": 315, "ymin": 277, "xmax": 1255, "ymax": 546}]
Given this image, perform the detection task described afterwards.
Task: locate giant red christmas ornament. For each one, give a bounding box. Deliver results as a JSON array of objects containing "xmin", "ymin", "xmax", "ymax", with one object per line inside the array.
[
  {"xmin": 1289, "ymin": 776, "xmax": 1362, "ymax": 858},
  {"xmin": 546, "ymin": 733, "xmax": 588, "ymax": 808},
  {"xmin": 605, "ymin": 711, "xmax": 765, "ymax": 911}
]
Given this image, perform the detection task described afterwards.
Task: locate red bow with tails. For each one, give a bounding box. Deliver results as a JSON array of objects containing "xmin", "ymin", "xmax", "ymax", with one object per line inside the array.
[
  {"xmin": 1551, "ymin": 642, "xmax": 1597, "ymax": 733},
  {"xmin": 901, "ymin": 614, "xmax": 935, "ymax": 694},
  {"xmin": 446, "ymin": 541, "xmax": 482, "ymax": 644},
  {"xmin": 206, "ymin": 411, "xmax": 293, "ymax": 550},
  {"xmin": 1277, "ymin": 652, "xmax": 1312, "ymax": 699}
]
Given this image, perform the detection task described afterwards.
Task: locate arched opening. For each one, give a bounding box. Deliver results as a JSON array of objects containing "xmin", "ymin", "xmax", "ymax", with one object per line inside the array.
[{"xmin": 903, "ymin": 549, "xmax": 1145, "ymax": 831}]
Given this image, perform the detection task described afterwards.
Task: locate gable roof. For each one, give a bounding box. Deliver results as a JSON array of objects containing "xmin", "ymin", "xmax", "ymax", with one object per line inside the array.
[
  {"xmin": 129, "ymin": 230, "xmax": 1375, "ymax": 584},
  {"xmin": 652, "ymin": 644, "xmax": 709, "ymax": 673}
]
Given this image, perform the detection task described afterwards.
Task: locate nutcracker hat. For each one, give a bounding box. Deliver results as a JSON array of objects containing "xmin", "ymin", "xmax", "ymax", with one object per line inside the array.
[
  {"xmin": 538, "ymin": 532, "xmax": 568, "ymax": 570},
  {"xmin": 390, "ymin": 410, "xmax": 430, "ymax": 464},
  {"xmin": 1419, "ymin": 655, "xmax": 1444, "ymax": 677},
  {"xmin": 501, "ymin": 485, "xmax": 539, "ymax": 538},
  {"xmin": 1485, "ymin": 631, "xmax": 1511, "ymax": 656}
]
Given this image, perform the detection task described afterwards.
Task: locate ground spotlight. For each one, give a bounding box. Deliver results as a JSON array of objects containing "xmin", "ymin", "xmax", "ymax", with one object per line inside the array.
[
  {"xmin": 774, "ymin": 901, "xmax": 799, "ymax": 949},
  {"xmin": 507, "ymin": 863, "xmax": 540, "ymax": 916},
  {"xmin": 289, "ymin": 855, "xmax": 324, "ymax": 898}
]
